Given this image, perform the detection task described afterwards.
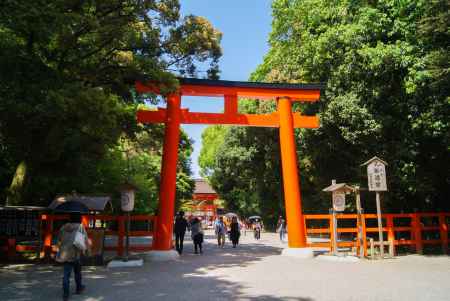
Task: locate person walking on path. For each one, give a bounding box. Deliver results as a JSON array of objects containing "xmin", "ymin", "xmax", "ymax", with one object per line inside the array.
[
  {"xmin": 277, "ymin": 216, "xmax": 287, "ymax": 242},
  {"xmin": 56, "ymin": 212, "xmax": 90, "ymax": 301},
  {"xmin": 190, "ymin": 217, "xmax": 204, "ymax": 254},
  {"xmin": 253, "ymin": 219, "xmax": 262, "ymax": 240},
  {"xmin": 174, "ymin": 211, "xmax": 188, "ymax": 255},
  {"xmin": 215, "ymin": 216, "xmax": 227, "ymax": 247},
  {"xmin": 230, "ymin": 216, "xmax": 241, "ymax": 248}
]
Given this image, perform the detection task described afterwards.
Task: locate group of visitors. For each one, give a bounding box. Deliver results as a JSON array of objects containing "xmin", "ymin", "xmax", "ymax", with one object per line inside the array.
[
  {"xmin": 214, "ymin": 216, "xmax": 241, "ymax": 248},
  {"xmin": 252, "ymin": 219, "xmax": 263, "ymax": 240},
  {"xmin": 174, "ymin": 213, "xmax": 246, "ymax": 253},
  {"xmin": 174, "ymin": 211, "xmax": 204, "ymax": 255},
  {"xmin": 56, "ymin": 210, "xmax": 287, "ymax": 301}
]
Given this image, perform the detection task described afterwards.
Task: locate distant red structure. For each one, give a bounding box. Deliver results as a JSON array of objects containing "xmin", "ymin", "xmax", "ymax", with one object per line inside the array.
[{"xmin": 186, "ymin": 179, "xmax": 219, "ymax": 223}]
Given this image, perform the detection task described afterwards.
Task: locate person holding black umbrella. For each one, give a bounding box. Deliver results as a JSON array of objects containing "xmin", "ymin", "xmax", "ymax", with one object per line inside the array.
[{"xmin": 56, "ymin": 212, "xmax": 89, "ymax": 301}]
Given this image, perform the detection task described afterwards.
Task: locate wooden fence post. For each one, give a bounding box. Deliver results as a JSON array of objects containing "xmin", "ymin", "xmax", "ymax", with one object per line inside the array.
[
  {"xmin": 386, "ymin": 214, "xmax": 395, "ymax": 256},
  {"xmin": 362, "ymin": 214, "xmax": 367, "ymax": 257},
  {"xmin": 152, "ymin": 216, "xmax": 158, "ymax": 250},
  {"xmin": 7, "ymin": 238, "xmax": 16, "ymax": 259},
  {"xmin": 413, "ymin": 213, "xmax": 423, "ymax": 254},
  {"xmin": 81, "ymin": 215, "xmax": 89, "ymax": 228},
  {"xmin": 117, "ymin": 215, "xmax": 125, "ymax": 257},
  {"xmin": 304, "ymin": 216, "xmax": 308, "ymax": 246},
  {"xmin": 369, "ymin": 238, "xmax": 374, "ymax": 259},
  {"xmin": 439, "ymin": 213, "xmax": 448, "ymax": 254},
  {"xmin": 43, "ymin": 214, "xmax": 53, "ymax": 259},
  {"xmin": 328, "ymin": 212, "xmax": 334, "ymax": 253}
]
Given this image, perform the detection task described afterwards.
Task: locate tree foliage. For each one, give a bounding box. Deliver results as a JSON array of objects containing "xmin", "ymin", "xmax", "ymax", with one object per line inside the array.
[
  {"xmin": 94, "ymin": 126, "xmax": 194, "ymax": 214},
  {"xmin": 198, "ymin": 125, "xmax": 228, "ymax": 177},
  {"xmin": 0, "ymin": 0, "xmax": 221, "ymax": 206},
  {"xmin": 200, "ymin": 0, "xmax": 449, "ymax": 224}
]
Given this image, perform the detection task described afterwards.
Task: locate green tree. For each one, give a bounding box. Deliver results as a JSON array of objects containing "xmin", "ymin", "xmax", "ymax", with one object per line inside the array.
[
  {"xmin": 201, "ymin": 0, "xmax": 449, "ymax": 218},
  {"xmin": 254, "ymin": 0, "xmax": 450, "ymax": 212},
  {"xmin": 0, "ymin": 0, "xmax": 221, "ymax": 205},
  {"xmin": 198, "ymin": 125, "xmax": 228, "ymax": 177}
]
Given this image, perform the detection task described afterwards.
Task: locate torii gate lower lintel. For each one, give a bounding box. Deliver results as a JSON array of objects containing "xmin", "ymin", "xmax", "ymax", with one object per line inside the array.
[{"xmin": 136, "ymin": 78, "xmax": 322, "ymax": 251}]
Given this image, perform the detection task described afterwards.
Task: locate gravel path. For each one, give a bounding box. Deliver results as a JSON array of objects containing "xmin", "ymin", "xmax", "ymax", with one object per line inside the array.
[{"xmin": 1, "ymin": 230, "xmax": 449, "ymax": 301}]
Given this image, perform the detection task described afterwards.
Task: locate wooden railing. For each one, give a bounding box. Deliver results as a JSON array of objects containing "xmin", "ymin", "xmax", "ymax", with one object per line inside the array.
[
  {"xmin": 2, "ymin": 214, "xmax": 155, "ymax": 259},
  {"xmin": 304, "ymin": 212, "xmax": 449, "ymax": 255},
  {"xmin": 3, "ymin": 212, "xmax": 449, "ymax": 260}
]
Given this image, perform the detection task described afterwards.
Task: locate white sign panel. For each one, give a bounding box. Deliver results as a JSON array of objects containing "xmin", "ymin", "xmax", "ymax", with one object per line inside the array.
[
  {"xmin": 333, "ymin": 192, "xmax": 346, "ymax": 211},
  {"xmin": 367, "ymin": 160, "xmax": 387, "ymax": 191},
  {"xmin": 121, "ymin": 189, "xmax": 135, "ymax": 212}
]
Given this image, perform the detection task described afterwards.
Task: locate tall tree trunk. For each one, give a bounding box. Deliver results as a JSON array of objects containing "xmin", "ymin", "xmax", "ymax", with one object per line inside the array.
[{"xmin": 6, "ymin": 160, "xmax": 28, "ymax": 206}]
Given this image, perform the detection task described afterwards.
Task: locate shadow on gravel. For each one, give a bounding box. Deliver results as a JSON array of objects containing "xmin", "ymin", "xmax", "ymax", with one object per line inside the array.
[{"xmin": 0, "ymin": 234, "xmax": 316, "ymax": 301}]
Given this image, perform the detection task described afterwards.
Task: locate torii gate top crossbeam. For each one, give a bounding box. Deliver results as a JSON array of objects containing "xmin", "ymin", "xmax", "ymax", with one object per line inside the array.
[
  {"xmin": 136, "ymin": 78, "xmax": 323, "ymax": 100},
  {"xmin": 136, "ymin": 78, "xmax": 323, "ymax": 128}
]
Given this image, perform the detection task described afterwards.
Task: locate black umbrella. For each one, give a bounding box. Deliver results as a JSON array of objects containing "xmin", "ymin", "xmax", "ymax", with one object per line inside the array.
[{"xmin": 54, "ymin": 200, "xmax": 89, "ymax": 214}]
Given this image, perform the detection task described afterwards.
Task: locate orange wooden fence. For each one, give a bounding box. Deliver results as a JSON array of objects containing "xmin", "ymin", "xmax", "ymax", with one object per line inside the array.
[
  {"xmin": 2, "ymin": 214, "xmax": 155, "ymax": 259},
  {"xmin": 304, "ymin": 212, "xmax": 449, "ymax": 255},
  {"xmin": 2, "ymin": 212, "xmax": 449, "ymax": 259}
]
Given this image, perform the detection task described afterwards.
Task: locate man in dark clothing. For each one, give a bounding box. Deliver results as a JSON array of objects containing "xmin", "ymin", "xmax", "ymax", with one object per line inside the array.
[{"xmin": 174, "ymin": 211, "xmax": 188, "ymax": 254}]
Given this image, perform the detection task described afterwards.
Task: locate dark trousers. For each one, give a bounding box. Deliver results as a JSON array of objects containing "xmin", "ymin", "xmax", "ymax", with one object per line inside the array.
[
  {"xmin": 194, "ymin": 242, "xmax": 202, "ymax": 253},
  {"xmin": 175, "ymin": 232, "xmax": 185, "ymax": 254},
  {"xmin": 63, "ymin": 260, "xmax": 82, "ymax": 297},
  {"xmin": 193, "ymin": 233, "xmax": 203, "ymax": 254}
]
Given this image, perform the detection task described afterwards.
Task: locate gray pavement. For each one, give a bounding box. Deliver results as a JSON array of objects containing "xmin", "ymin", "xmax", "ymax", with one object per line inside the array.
[{"xmin": 1, "ymin": 230, "xmax": 449, "ymax": 301}]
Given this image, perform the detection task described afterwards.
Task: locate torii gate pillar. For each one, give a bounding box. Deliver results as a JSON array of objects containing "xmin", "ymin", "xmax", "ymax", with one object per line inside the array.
[
  {"xmin": 153, "ymin": 93, "xmax": 181, "ymax": 251},
  {"xmin": 278, "ymin": 97, "xmax": 307, "ymax": 248}
]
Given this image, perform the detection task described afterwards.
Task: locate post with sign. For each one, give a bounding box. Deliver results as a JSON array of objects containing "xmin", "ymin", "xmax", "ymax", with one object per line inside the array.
[
  {"xmin": 323, "ymin": 180, "xmax": 354, "ymax": 256},
  {"xmin": 362, "ymin": 157, "xmax": 388, "ymax": 258},
  {"xmin": 108, "ymin": 182, "xmax": 144, "ymax": 268},
  {"xmin": 120, "ymin": 182, "xmax": 136, "ymax": 261},
  {"xmin": 332, "ymin": 190, "xmax": 345, "ymax": 255}
]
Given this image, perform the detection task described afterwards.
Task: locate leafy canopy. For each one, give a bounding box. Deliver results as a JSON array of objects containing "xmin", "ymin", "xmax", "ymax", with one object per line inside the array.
[{"xmin": 0, "ymin": 0, "xmax": 222, "ymax": 205}]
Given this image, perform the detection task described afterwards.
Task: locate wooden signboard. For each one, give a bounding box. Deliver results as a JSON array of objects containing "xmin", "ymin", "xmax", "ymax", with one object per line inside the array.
[
  {"xmin": 367, "ymin": 159, "xmax": 387, "ymax": 191},
  {"xmin": 332, "ymin": 192, "xmax": 346, "ymax": 212}
]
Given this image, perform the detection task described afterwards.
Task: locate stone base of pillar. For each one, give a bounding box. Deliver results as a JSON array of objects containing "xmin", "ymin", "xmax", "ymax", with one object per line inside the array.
[
  {"xmin": 281, "ymin": 247, "xmax": 314, "ymax": 259},
  {"xmin": 316, "ymin": 254, "xmax": 360, "ymax": 262},
  {"xmin": 144, "ymin": 250, "xmax": 179, "ymax": 261},
  {"xmin": 107, "ymin": 259, "xmax": 144, "ymax": 268}
]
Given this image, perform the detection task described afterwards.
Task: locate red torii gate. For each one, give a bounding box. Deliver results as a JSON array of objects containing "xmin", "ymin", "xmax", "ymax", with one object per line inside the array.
[{"xmin": 136, "ymin": 78, "xmax": 322, "ymax": 252}]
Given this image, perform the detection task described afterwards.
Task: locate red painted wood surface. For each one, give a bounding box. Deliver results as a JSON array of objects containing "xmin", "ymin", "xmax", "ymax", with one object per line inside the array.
[
  {"xmin": 7, "ymin": 214, "xmax": 156, "ymax": 259},
  {"xmin": 136, "ymin": 79, "xmax": 321, "ymax": 250}
]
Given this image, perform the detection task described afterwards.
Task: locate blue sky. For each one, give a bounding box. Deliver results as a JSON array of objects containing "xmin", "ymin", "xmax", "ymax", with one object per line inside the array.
[{"xmin": 180, "ymin": 1, "xmax": 273, "ymax": 178}]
